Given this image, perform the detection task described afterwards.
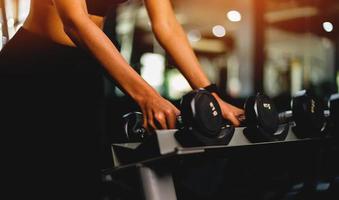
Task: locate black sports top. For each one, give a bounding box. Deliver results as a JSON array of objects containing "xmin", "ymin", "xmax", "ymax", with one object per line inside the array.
[{"xmin": 86, "ymin": 0, "xmax": 128, "ymax": 16}]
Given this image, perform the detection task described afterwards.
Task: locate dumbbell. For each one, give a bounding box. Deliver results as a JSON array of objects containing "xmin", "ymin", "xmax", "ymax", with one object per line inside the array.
[
  {"xmin": 324, "ymin": 93, "xmax": 339, "ymax": 137},
  {"xmin": 124, "ymin": 91, "xmax": 290, "ymax": 144},
  {"xmin": 241, "ymin": 93, "xmax": 289, "ymax": 143},
  {"xmin": 122, "ymin": 111, "xmax": 147, "ymax": 141},
  {"xmin": 123, "ymin": 89, "xmax": 235, "ymax": 146},
  {"xmin": 279, "ymin": 90, "xmax": 326, "ymax": 139}
]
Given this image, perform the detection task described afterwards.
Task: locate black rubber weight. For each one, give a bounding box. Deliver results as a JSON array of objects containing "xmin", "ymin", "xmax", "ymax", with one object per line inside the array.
[
  {"xmin": 243, "ymin": 94, "xmax": 281, "ymax": 142},
  {"xmin": 255, "ymin": 95, "xmax": 279, "ymax": 135},
  {"xmin": 292, "ymin": 91, "xmax": 325, "ymax": 138},
  {"xmin": 192, "ymin": 91, "xmax": 223, "ymax": 137}
]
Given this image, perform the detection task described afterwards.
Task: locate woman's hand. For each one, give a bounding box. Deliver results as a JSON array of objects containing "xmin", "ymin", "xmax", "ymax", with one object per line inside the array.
[
  {"xmin": 138, "ymin": 93, "xmax": 181, "ymax": 131},
  {"xmin": 212, "ymin": 94, "xmax": 245, "ymax": 127}
]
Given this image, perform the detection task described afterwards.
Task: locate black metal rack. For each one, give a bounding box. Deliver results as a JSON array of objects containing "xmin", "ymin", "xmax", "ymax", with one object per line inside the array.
[{"xmin": 103, "ymin": 128, "xmax": 339, "ymax": 200}]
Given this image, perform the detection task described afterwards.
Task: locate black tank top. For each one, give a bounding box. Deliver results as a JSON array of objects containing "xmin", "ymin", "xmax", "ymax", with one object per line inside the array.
[{"xmin": 86, "ymin": 0, "xmax": 128, "ymax": 16}]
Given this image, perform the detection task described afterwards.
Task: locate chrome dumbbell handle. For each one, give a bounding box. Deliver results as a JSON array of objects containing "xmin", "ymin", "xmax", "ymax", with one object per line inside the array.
[{"xmin": 278, "ymin": 110, "xmax": 292, "ymax": 124}]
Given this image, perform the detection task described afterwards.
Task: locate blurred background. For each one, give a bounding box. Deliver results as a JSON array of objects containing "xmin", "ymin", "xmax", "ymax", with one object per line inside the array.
[{"xmin": 1, "ymin": 0, "xmax": 338, "ymax": 101}]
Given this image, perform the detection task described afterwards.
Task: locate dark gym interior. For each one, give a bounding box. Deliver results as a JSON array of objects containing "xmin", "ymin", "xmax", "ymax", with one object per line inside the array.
[{"xmin": 1, "ymin": 0, "xmax": 338, "ymax": 199}]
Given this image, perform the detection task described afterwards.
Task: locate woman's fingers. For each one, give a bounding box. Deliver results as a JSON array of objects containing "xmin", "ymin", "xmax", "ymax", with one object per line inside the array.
[
  {"xmin": 218, "ymin": 100, "xmax": 244, "ymax": 127},
  {"xmin": 154, "ymin": 106, "xmax": 179, "ymax": 129},
  {"xmin": 225, "ymin": 112, "xmax": 241, "ymax": 127},
  {"xmin": 154, "ymin": 112, "xmax": 168, "ymax": 129},
  {"xmin": 142, "ymin": 108, "xmax": 148, "ymax": 129},
  {"xmin": 233, "ymin": 107, "xmax": 245, "ymax": 122},
  {"xmin": 165, "ymin": 108, "xmax": 178, "ymax": 129},
  {"xmin": 146, "ymin": 109, "xmax": 157, "ymax": 131},
  {"xmin": 140, "ymin": 97, "xmax": 179, "ymax": 130}
]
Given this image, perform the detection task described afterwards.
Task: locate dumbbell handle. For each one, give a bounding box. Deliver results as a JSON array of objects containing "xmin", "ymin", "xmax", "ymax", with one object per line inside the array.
[
  {"xmin": 278, "ymin": 109, "xmax": 330, "ymax": 123},
  {"xmin": 278, "ymin": 110, "xmax": 293, "ymax": 124}
]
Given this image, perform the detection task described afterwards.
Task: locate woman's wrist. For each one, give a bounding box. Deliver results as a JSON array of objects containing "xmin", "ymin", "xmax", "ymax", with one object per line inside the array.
[
  {"xmin": 132, "ymin": 85, "xmax": 160, "ymax": 105},
  {"xmin": 190, "ymin": 79, "xmax": 211, "ymax": 91},
  {"xmin": 202, "ymin": 84, "xmax": 221, "ymax": 97}
]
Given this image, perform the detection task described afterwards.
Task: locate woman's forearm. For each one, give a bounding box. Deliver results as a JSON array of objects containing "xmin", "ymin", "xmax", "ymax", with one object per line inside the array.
[
  {"xmin": 151, "ymin": 16, "xmax": 211, "ymax": 90},
  {"xmin": 61, "ymin": 15, "xmax": 159, "ymax": 103}
]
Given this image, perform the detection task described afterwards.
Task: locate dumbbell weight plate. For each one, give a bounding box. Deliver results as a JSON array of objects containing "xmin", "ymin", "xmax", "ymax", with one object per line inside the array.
[
  {"xmin": 181, "ymin": 89, "xmax": 223, "ymax": 137},
  {"xmin": 179, "ymin": 89, "xmax": 234, "ymax": 146},
  {"xmin": 243, "ymin": 94, "xmax": 282, "ymax": 142},
  {"xmin": 122, "ymin": 112, "xmax": 147, "ymax": 142},
  {"xmin": 292, "ymin": 90, "xmax": 326, "ymax": 138},
  {"xmin": 328, "ymin": 93, "xmax": 339, "ymax": 137},
  {"xmin": 256, "ymin": 95, "xmax": 280, "ymax": 134}
]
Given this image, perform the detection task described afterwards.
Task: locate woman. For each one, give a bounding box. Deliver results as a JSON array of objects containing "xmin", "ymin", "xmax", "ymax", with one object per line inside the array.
[{"xmin": 0, "ymin": 0, "xmax": 243, "ymax": 198}]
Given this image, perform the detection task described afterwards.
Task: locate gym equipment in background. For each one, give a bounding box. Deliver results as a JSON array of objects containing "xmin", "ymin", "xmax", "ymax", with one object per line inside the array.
[
  {"xmin": 242, "ymin": 93, "xmax": 289, "ymax": 142},
  {"xmin": 279, "ymin": 90, "xmax": 326, "ymax": 139}
]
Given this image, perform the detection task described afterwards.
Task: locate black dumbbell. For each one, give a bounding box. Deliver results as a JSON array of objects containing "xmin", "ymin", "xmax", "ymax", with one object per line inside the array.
[
  {"xmin": 176, "ymin": 89, "xmax": 234, "ymax": 146},
  {"xmin": 324, "ymin": 93, "xmax": 339, "ymax": 137},
  {"xmin": 279, "ymin": 90, "xmax": 326, "ymax": 139},
  {"xmin": 122, "ymin": 111, "xmax": 147, "ymax": 142},
  {"xmin": 241, "ymin": 93, "xmax": 289, "ymax": 143},
  {"xmin": 123, "ymin": 89, "xmax": 235, "ymax": 146}
]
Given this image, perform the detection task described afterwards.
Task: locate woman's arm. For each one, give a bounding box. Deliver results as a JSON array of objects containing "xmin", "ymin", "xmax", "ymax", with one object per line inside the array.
[
  {"xmin": 144, "ymin": 0, "xmax": 244, "ymax": 126},
  {"xmin": 144, "ymin": 0, "xmax": 210, "ymax": 89},
  {"xmin": 53, "ymin": 0, "xmax": 179, "ymax": 129}
]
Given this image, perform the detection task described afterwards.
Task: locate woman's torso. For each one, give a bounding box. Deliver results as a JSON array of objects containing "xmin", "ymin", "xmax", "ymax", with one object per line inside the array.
[{"xmin": 23, "ymin": 0, "xmax": 125, "ymax": 47}]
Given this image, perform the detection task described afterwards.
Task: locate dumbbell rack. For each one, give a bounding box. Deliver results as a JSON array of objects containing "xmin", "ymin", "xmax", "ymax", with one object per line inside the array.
[{"xmin": 104, "ymin": 128, "xmax": 337, "ymax": 200}]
